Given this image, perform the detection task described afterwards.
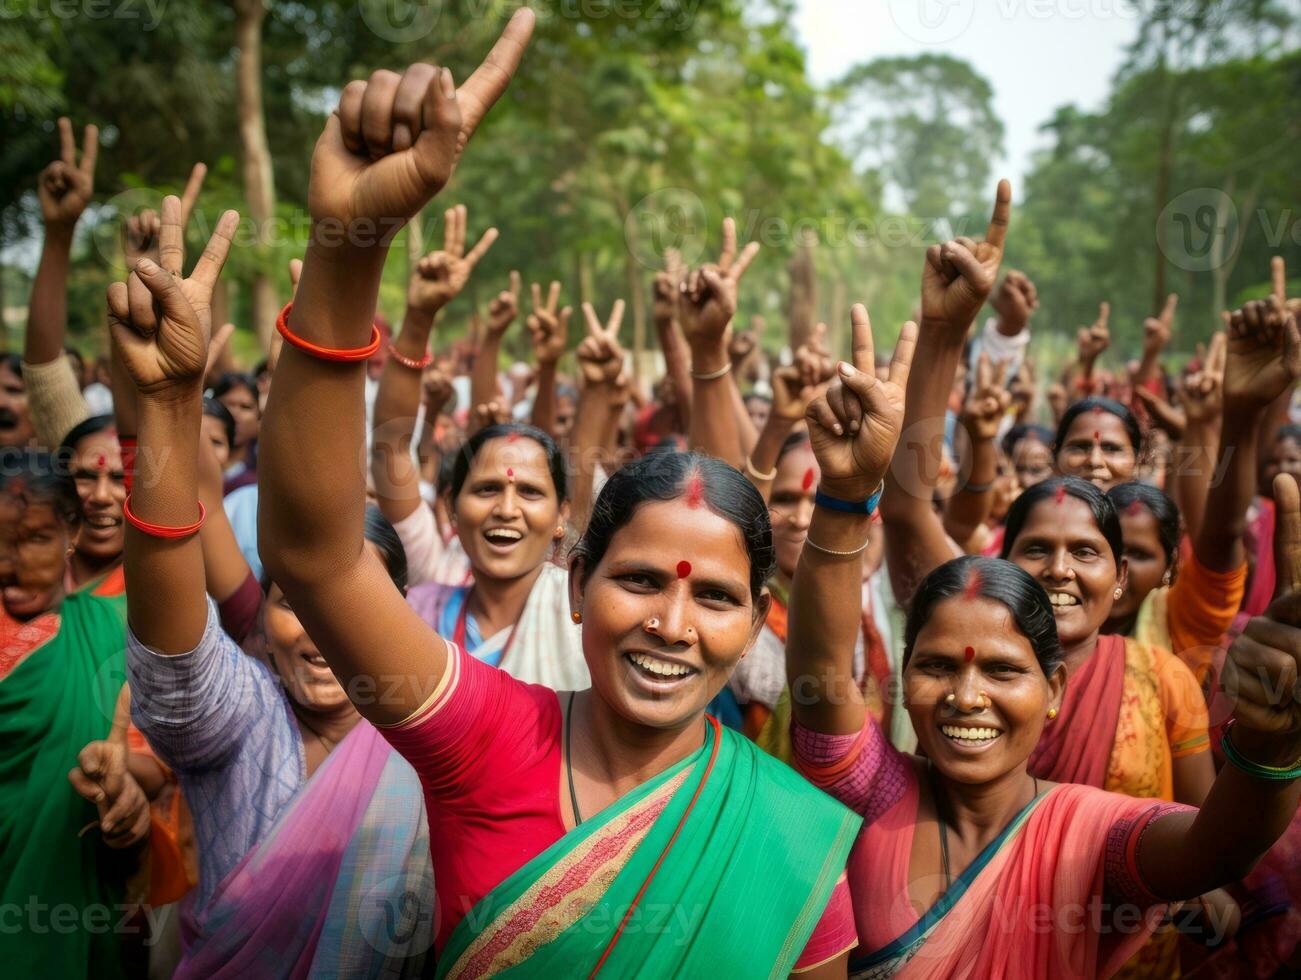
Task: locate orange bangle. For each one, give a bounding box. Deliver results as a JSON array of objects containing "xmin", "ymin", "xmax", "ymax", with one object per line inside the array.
[
  {"xmin": 275, "ymin": 302, "xmax": 381, "ymax": 363},
  {"xmin": 123, "ymin": 495, "xmax": 205, "ymax": 539},
  {"xmin": 386, "ymin": 343, "xmax": 432, "ymax": 370}
]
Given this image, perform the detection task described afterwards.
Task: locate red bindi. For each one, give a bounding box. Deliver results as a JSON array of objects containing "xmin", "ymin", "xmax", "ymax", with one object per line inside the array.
[
  {"xmin": 964, "ymin": 646, "xmax": 976, "ymax": 662},
  {"xmin": 801, "ymin": 467, "xmax": 815, "ymax": 492},
  {"xmin": 1093, "ymin": 431, "xmax": 1100, "ymax": 443},
  {"xmin": 676, "ymin": 560, "xmax": 692, "ymax": 579},
  {"xmin": 506, "ymin": 468, "xmax": 514, "ymax": 479},
  {"xmin": 96, "ymin": 455, "xmax": 106, "ymax": 470}
]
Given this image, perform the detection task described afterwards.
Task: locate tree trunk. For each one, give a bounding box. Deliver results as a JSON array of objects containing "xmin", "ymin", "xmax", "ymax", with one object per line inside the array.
[
  {"xmin": 626, "ymin": 252, "xmax": 648, "ymax": 384},
  {"xmin": 234, "ymin": 0, "xmax": 278, "ymax": 350}
]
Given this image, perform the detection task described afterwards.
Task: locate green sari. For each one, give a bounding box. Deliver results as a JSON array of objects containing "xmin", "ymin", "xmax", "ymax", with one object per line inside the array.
[
  {"xmin": 438, "ymin": 718, "xmax": 860, "ymax": 979},
  {"xmin": 0, "ymin": 591, "xmax": 129, "ymax": 980}
]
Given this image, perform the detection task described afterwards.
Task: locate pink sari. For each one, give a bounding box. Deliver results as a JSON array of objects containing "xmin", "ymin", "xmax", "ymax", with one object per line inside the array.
[
  {"xmin": 848, "ymin": 783, "xmax": 1171, "ymax": 979},
  {"xmin": 1028, "ymin": 634, "xmax": 1126, "ymax": 787}
]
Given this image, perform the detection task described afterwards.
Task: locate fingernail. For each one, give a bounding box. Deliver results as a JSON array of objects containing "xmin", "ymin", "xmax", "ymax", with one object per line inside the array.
[
  {"xmin": 136, "ymin": 258, "xmax": 154, "ymax": 273},
  {"xmin": 95, "ymin": 791, "xmax": 104, "ymax": 802},
  {"xmin": 441, "ymin": 68, "xmax": 455, "ymax": 98},
  {"xmin": 833, "ymin": 423, "xmax": 844, "ymax": 435},
  {"xmin": 102, "ymin": 820, "xmax": 112, "ymax": 832},
  {"xmin": 839, "ymin": 362, "xmax": 853, "ymax": 377}
]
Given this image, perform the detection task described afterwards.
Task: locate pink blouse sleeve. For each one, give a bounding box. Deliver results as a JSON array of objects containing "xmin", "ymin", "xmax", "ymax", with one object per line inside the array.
[
  {"xmin": 1103, "ymin": 800, "xmax": 1196, "ymax": 909},
  {"xmin": 790, "ymin": 714, "xmax": 914, "ymax": 826},
  {"xmin": 792, "ymin": 873, "xmax": 857, "ymax": 973},
  {"xmin": 377, "ymin": 642, "xmax": 558, "ymax": 802}
]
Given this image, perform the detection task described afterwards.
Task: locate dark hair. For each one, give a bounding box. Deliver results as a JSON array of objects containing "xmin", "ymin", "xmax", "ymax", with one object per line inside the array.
[
  {"xmin": 571, "ymin": 451, "xmax": 775, "ymax": 602},
  {"xmin": 435, "ymin": 451, "xmax": 457, "ymax": 497},
  {"xmin": 0, "ymin": 354, "xmax": 23, "ymax": 380},
  {"xmin": 0, "ymin": 449, "xmax": 80, "ymax": 527},
  {"xmin": 1001, "ymin": 423, "xmax": 1054, "ymax": 460},
  {"xmin": 364, "ymin": 505, "xmax": 408, "ymax": 595},
  {"xmin": 202, "ymin": 397, "xmax": 237, "ymax": 450},
  {"xmin": 449, "ymin": 423, "xmax": 568, "ymax": 504},
  {"xmin": 211, "ymin": 372, "xmax": 259, "ymax": 406},
  {"xmin": 777, "ymin": 429, "xmax": 810, "ymax": 463},
  {"xmin": 58, "ymin": 414, "xmax": 116, "ymax": 462},
  {"xmin": 253, "ymin": 358, "xmax": 270, "ymax": 379},
  {"xmin": 743, "ymin": 392, "xmax": 772, "ymax": 407},
  {"xmin": 905, "ymin": 556, "xmax": 1063, "ymax": 677},
  {"xmin": 1053, "ymin": 397, "xmax": 1142, "ymax": 457},
  {"xmin": 1000, "ymin": 476, "xmax": 1125, "ymax": 570},
  {"xmin": 1274, "ymin": 424, "xmax": 1301, "ymax": 445},
  {"xmin": 1108, "ymin": 482, "xmax": 1181, "ymax": 568}
]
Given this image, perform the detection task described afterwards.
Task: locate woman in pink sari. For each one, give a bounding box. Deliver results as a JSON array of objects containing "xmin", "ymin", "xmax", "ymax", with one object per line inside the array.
[{"xmin": 785, "ymin": 325, "xmax": 1301, "ymax": 976}]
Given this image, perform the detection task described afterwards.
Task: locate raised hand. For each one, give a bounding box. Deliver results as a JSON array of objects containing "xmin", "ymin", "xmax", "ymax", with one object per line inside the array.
[
  {"xmin": 771, "ymin": 364, "xmax": 820, "ymax": 424},
  {"xmin": 38, "ymin": 117, "xmax": 97, "ymax": 227},
  {"xmin": 678, "ymin": 217, "xmax": 759, "ymax": 350},
  {"xmin": 576, "ymin": 300, "xmax": 626, "ymax": 386},
  {"xmin": 990, "ymin": 270, "xmax": 1038, "ymax": 334},
  {"xmin": 652, "ymin": 248, "xmax": 685, "ymax": 324},
  {"xmin": 422, "ymin": 366, "xmax": 454, "ymax": 415},
  {"xmin": 1134, "ymin": 385, "xmax": 1187, "ymax": 441},
  {"xmin": 1143, "ymin": 293, "xmax": 1178, "ymax": 359},
  {"xmin": 1223, "ymin": 473, "xmax": 1301, "ymax": 736},
  {"xmin": 123, "ymin": 163, "xmax": 206, "ymax": 272},
  {"xmin": 794, "ymin": 321, "xmax": 834, "ymax": 391},
  {"xmin": 107, "ymin": 195, "xmax": 240, "ymax": 395},
  {"xmin": 920, "ymin": 180, "xmax": 1011, "ymax": 333},
  {"xmin": 1223, "ymin": 257, "xmax": 1300, "ymax": 409},
  {"xmin": 527, "ymin": 280, "xmax": 572, "ymax": 366},
  {"xmin": 1177, "ymin": 332, "xmax": 1227, "ymax": 427},
  {"xmin": 66, "ymin": 688, "xmax": 149, "ymax": 849},
  {"xmin": 473, "ymin": 400, "xmax": 511, "ymax": 428},
  {"xmin": 407, "ymin": 205, "xmax": 498, "ymax": 315},
  {"xmin": 307, "ymin": 11, "xmax": 534, "ymax": 243},
  {"xmin": 1077, "ymin": 302, "xmax": 1111, "ymax": 363},
  {"xmin": 729, "ymin": 325, "xmax": 758, "ymax": 369},
  {"xmin": 806, "ymin": 306, "xmax": 917, "ymax": 501},
  {"xmin": 960, "ymin": 353, "xmax": 1012, "ymax": 442},
  {"xmin": 485, "ymin": 271, "xmax": 522, "ymax": 341}
]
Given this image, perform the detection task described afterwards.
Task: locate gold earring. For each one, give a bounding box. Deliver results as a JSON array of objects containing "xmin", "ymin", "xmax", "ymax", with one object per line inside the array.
[
  {"xmin": 1113, "ymin": 587, "xmax": 1123, "ymax": 600},
  {"xmin": 944, "ymin": 693, "xmax": 956, "ymax": 705},
  {"xmin": 571, "ymin": 611, "xmax": 582, "ymax": 624},
  {"xmin": 1047, "ymin": 708, "xmax": 1058, "ymax": 720}
]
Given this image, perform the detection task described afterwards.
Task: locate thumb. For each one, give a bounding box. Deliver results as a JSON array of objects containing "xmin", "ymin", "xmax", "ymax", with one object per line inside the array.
[
  {"xmin": 1270, "ymin": 473, "xmax": 1301, "ymax": 622},
  {"xmin": 133, "ymin": 258, "xmax": 193, "ymax": 324}
]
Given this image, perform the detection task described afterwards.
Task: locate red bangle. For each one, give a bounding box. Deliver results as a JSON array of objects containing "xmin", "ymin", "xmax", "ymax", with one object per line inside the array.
[
  {"xmin": 386, "ymin": 343, "xmax": 432, "ymax": 371},
  {"xmin": 276, "ymin": 302, "xmax": 381, "ymax": 363},
  {"xmin": 123, "ymin": 495, "xmax": 206, "ymax": 539}
]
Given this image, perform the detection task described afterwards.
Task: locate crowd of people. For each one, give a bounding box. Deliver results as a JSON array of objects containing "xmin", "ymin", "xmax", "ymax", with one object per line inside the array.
[{"xmin": 3, "ymin": 10, "xmax": 1301, "ymax": 978}]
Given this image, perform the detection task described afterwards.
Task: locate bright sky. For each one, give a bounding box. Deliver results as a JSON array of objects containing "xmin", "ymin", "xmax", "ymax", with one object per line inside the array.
[{"xmin": 792, "ymin": 0, "xmax": 1141, "ymax": 187}]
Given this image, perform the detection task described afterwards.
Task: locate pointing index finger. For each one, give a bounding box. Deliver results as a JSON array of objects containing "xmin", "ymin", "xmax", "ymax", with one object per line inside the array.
[
  {"xmin": 984, "ymin": 179, "xmax": 1012, "ymax": 252},
  {"xmin": 179, "ymin": 163, "xmax": 207, "ymax": 227},
  {"xmin": 80, "ymin": 124, "xmax": 99, "ymax": 178},
  {"xmin": 719, "ymin": 217, "xmax": 737, "ymax": 272},
  {"xmin": 456, "ymin": 8, "xmax": 537, "ymax": 145},
  {"xmin": 58, "ymin": 117, "xmax": 75, "ymax": 166},
  {"xmin": 889, "ymin": 321, "xmax": 919, "ymax": 388},
  {"xmin": 1273, "ymin": 256, "xmax": 1287, "ymax": 307},
  {"xmin": 849, "ymin": 304, "xmax": 875, "ymax": 375}
]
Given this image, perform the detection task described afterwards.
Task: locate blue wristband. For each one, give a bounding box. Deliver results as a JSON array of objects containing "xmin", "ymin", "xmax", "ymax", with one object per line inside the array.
[{"xmin": 815, "ymin": 481, "xmax": 884, "ymax": 516}]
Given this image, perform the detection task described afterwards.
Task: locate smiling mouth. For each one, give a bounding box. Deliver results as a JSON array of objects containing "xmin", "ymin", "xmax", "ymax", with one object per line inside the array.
[
  {"xmin": 940, "ymin": 724, "xmax": 1003, "ymax": 745},
  {"xmin": 482, "ymin": 528, "xmax": 523, "ymax": 548},
  {"xmin": 625, "ymin": 651, "xmax": 697, "ymax": 683},
  {"xmin": 300, "ymin": 650, "xmax": 330, "ymax": 670},
  {"xmin": 85, "ymin": 515, "xmax": 122, "ymax": 531},
  {"xmin": 1047, "ymin": 591, "xmax": 1080, "ymax": 609}
]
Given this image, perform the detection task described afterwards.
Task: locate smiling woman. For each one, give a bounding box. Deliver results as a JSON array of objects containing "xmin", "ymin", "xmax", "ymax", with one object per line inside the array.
[
  {"xmin": 57, "ymin": 414, "xmax": 126, "ymax": 596},
  {"xmin": 1053, "ymin": 397, "xmax": 1142, "ymax": 491}
]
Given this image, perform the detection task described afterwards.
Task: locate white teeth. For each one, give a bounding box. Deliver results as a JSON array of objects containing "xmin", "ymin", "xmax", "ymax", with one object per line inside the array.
[
  {"xmin": 484, "ymin": 528, "xmax": 523, "ymax": 542},
  {"xmin": 87, "ymin": 516, "xmax": 119, "ymax": 529},
  {"xmin": 941, "ymin": 725, "xmax": 1000, "ymax": 741},
  {"xmin": 629, "ymin": 652, "xmax": 691, "ymax": 678},
  {"xmin": 1048, "ymin": 592, "xmax": 1079, "ymax": 607}
]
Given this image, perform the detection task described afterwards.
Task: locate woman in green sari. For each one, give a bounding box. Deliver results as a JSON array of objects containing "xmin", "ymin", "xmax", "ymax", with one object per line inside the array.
[
  {"xmin": 246, "ymin": 22, "xmax": 880, "ymax": 975},
  {"xmin": 0, "ymin": 450, "xmax": 151, "ymax": 979}
]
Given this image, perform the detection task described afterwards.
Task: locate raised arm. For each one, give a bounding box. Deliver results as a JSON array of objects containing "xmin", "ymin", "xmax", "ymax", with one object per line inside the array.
[
  {"xmin": 259, "ymin": 16, "xmax": 534, "ymax": 726},
  {"xmin": 526, "ymin": 281, "xmax": 570, "ymax": 434},
  {"xmin": 652, "ymin": 248, "xmax": 692, "ymax": 427},
  {"xmin": 943, "ymin": 353, "xmax": 1010, "ymax": 549},
  {"xmin": 1138, "ymin": 472, "xmax": 1301, "ymax": 900},
  {"xmin": 468, "ymin": 271, "xmax": 520, "ymax": 434},
  {"xmin": 1152, "ymin": 333, "xmax": 1224, "ymax": 545},
  {"xmin": 1062, "ymin": 303, "xmax": 1109, "ymax": 397},
  {"xmin": 1199, "ymin": 261, "xmax": 1301, "ymax": 574},
  {"xmin": 373, "ymin": 205, "xmax": 496, "ymax": 525},
  {"xmin": 880, "ymin": 181, "xmax": 1011, "ymax": 606},
  {"xmin": 1137, "ymin": 294, "xmax": 1178, "ymax": 387},
  {"xmin": 26, "ymin": 118, "xmax": 97, "ymax": 367},
  {"xmin": 681, "ymin": 217, "xmax": 759, "ymax": 469},
  {"xmin": 108, "ymin": 197, "xmax": 239, "ymax": 654},
  {"xmin": 570, "ymin": 300, "xmax": 626, "ymax": 531},
  {"xmin": 787, "ymin": 306, "xmax": 915, "ymax": 735},
  {"xmin": 745, "ymin": 358, "xmax": 822, "ymax": 502}
]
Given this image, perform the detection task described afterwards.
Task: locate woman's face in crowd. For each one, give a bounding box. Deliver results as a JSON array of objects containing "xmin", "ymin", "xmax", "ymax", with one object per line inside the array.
[
  {"xmin": 1003, "ymin": 496, "xmax": 1126, "ymax": 650},
  {"xmin": 218, "ymin": 383, "xmax": 260, "ymax": 449},
  {"xmin": 572, "ymin": 497, "xmax": 767, "ymax": 731},
  {"xmin": 768, "ymin": 444, "xmax": 818, "ymax": 581},
  {"xmin": 744, "ymin": 396, "xmax": 771, "ymax": 432},
  {"xmin": 0, "ymin": 364, "xmax": 33, "ymax": 449},
  {"xmin": 1011, "ymin": 437, "xmax": 1053, "ymax": 490},
  {"xmin": 200, "ymin": 415, "xmax": 232, "ymax": 469},
  {"xmin": 1111, "ymin": 505, "xmax": 1169, "ymax": 622},
  {"xmin": 1055, "ymin": 412, "xmax": 1136, "ymax": 490},
  {"xmin": 906, "ymin": 596, "xmax": 1062, "ymax": 786},
  {"xmin": 265, "ymin": 544, "xmax": 386, "ymax": 714},
  {"xmin": 68, "ymin": 430, "xmax": 125, "ymax": 563},
  {"xmin": 454, "ymin": 437, "xmax": 565, "ymax": 583},
  {"xmin": 552, "ymin": 395, "xmax": 576, "ymax": 440},
  {"xmin": 1260, "ymin": 436, "xmax": 1301, "ymax": 498},
  {"xmin": 0, "ymin": 496, "xmax": 71, "ymax": 621}
]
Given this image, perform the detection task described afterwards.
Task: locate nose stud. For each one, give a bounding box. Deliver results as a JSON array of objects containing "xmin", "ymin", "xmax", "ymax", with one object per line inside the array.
[
  {"xmin": 945, "ymin": 693, "xmax": 956, "ymax": 705},
  {"xmin": 978, "ymin": 691, "xmax": 991, "ymax": 709},
  {"xmin": 645, "ymin": 617, "xmax": 660, "ymax": 634}
]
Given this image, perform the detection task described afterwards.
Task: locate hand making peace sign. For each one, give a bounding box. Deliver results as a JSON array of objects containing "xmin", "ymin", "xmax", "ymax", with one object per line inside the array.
[
  {"xmin": 406, "ymin": 204, "xmax": 498, "ymax": 315},
  {"xmin": 38, "ymin": 117, "xmax": 98, "ymax": 228},
  {"xmin": 678, "ymin": 217, "xmax": 760, "ymax": 349},
  {"xmin": 576, "ymin": 300, "xmax": 626, "ymax": 387},
  {"xmin": 528, "ymin": 280, "xmax": 572, "ymax": 366}
]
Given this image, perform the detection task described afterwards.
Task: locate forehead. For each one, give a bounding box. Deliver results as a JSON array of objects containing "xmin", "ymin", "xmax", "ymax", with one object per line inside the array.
[
  {"xmin": 913, "ymin": 596, "xmax": 1037, "ymax": 661},
  {"xmin": 18, "ymin": 502, "xmax": 61, "ymax": 534},
  {"xmin": 1063, "ymin": 411, "xmax": 1130, "ymax": 445},
  {"xmin": 468, "ymin": 437, "xmax": 551, "ymax": 479},
  {"xmin": 774, "ymin": 445, "xmax": 817, "ymax": 484},
  {"xmin": 1016, "ymin": 495, "xmax": 1105, "ymax": 543},
  {"xmin": 219, "ymin": 384, "xmax": 256, "ymax": 404},
  {"xmin": 70, "ymin": 430, "xmax": 121, "ymax": 468},
  {"xmin": 1013, "ymin": 439, "xmax": 1051, "ymax": 462},
  {"xmin": 604, "ymin": 498, "xmax": 750, "ymax": 578}
]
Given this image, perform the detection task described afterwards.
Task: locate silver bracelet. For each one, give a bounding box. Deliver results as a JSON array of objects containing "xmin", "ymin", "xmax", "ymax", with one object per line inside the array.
[
  {"xmin": 803, "ymin": 535, "xmax": 871, "ymax": 558},
  {"xmin": 691, "ymin": 361, "xmax": 732, "ymax": 381}
]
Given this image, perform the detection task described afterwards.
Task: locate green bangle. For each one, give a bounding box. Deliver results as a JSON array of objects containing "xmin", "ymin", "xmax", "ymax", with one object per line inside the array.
[{"xmin": 1221, "ymin": 723, "xmax": 1301, "ymax": 781}]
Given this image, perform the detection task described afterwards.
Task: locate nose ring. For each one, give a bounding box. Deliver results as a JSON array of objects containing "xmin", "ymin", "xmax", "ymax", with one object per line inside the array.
[
  {"xmin": 945, "ymin": 693, "xmax": 956, "ymax": 705},
  {"xmin": 645, "ymin": 617, "xmax": 660, "ymax": 634},
  {"xmin": 978, "ymin": 691, "xmax": 991, "ymax": 709}
]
